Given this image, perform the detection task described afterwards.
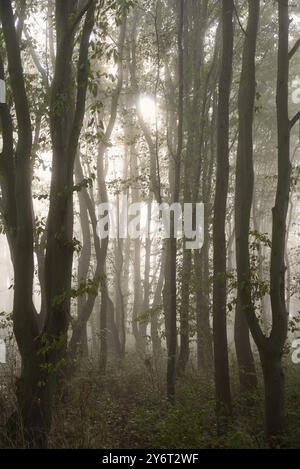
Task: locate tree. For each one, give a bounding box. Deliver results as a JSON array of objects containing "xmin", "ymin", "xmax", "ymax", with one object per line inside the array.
[
  {"xmin": 163, "ymin": 0, "xmax": 184, "ymax": 402},
  {"xmin": 238, "ymin": 0, "xmax": 300, "ymax": 441},
  {"xmin": 0, "ymin": 0, "xmax": 96, "ymax": 447},
  {"xmin": 177, "ymin": 0, "xmax": 209, "ymax": 375},
  {"xmin": 212, "ymin": 0, "xmax": 234, "ymax": 418},
  {"xmin": 234, "ymin": 0, "xmax": 259, "ymax": 395}
]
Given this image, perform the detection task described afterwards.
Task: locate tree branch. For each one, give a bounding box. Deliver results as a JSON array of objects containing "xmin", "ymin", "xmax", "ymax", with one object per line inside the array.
[
  {"xmin": 16, "ymin": 0, "xmax": 26, "ymax": 43},
  {"xmin": 288, "ymin": 38, "xmax": 300, "ymax": 60},
  {"xmin": 67, "ymin": 0, "xmax": 96, "ymax": 160},
  {"xmin": 0, "ymin": 52, "xmax": 17, "ymax": 254},
  {"xmin": 24, "ymin": 27, "xmax": 49, "ymax": 87},
  {"xmin": 233, "ymin": 1, "xmax": 248, "ymax": 37},
  {"xmin": 289, "ymin": 110, "xmax": 300, "ymax": 130},
  {"xmin": 70, "ymin": 0, "xmax": 94, "ymax": 33},
  {"xmin": 0, "ymin": 0, "xmax": 32, "ymax": 152}
]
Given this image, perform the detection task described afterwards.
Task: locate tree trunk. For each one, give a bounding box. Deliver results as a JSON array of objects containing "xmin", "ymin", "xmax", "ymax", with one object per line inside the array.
[
  {"xmin": 260, "ymin": 349, "xmax": 285, "ymax": 440},
  {"xmin": 241, "ymin": 0, "xmax": 291, "ymax": 442},
  {"xmin": 177, "ymin": 248, "xmax": 191, "ymax": 374},
  {"xmin": 234, "ymin": 0, "xmax": 259, "ymax": 395},
  {"xmin": 0, "ymin": 0, "xmax": 96, "ymax": 446},
  {"xmin": 212, "ymin": 0, "xmax": 234, "ymax": 417},
  {"xmin": 151, "ymin": 257, "xmax": 164, "ymax": 360},
  {"xmin": 164, "ymin": 0, "xmax": 184, "ymax": 403}
]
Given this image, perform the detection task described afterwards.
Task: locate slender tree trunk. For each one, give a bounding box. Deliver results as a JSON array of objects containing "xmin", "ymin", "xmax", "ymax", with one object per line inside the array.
[
  {"xmin": 265, "ymin": 0, "xmax": 290, "ymax": 438},
  {"xmin": 163, "ymin": 0, "xmax": 184, "ymax": 402},
  {"xmin": 234, "ymin": 0, "xmax": 259, "ymax": 395},
  {"xmin": 241, "ymin": 0, "xmax": 291, "ymax": 441},
  {"xmin": 177, "ymin": 248, "xmax": 191, "ymax": 374},
  {"xmin": 0, "ymin": 0, "xmax": 47, "ymax": 446},
  {"xmin": 141, "ymin": 198, "xmax": 152, "ymax": 355},
  {"xmin": 212, "ymin": 0, "xmax": 234, "ymax": 417},
  {"xmin": 196, "ymin": 94, "xmax": 216, "ymax": 372},
  {"xmin": 130, "ymin": 134, "xmax": 145, "ymax": 355},
  {"xmin": 96, "ymin": 14, "xmax": 127, "ymax": 369},
  {"xmin": 151, "ymin": 257, "xmax": 164, "ymax": 360},
  {"xmin": 253, "ymin": 196, "xmax": 269, "ymax": 333},
  {"xmin": 76, "ymin": 157, "xmax": 92, "ymax": 358}
]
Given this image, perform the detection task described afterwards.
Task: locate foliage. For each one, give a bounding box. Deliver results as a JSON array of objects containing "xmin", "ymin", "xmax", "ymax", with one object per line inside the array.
[{"xmin": 15, "ymin": 358, "xmax": 294, "ymax": 448}]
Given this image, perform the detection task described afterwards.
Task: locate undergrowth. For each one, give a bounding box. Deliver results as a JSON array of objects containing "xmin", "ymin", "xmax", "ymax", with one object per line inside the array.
[{"xmin": 39, "ymin": 355, "xmax": 300, "ymax": 448}]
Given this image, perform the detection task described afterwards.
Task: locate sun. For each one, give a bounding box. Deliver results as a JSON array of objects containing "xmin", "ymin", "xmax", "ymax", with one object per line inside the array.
[{"xmin": 138, "ymin": 95, "xmax": 156, "ymax": 124}]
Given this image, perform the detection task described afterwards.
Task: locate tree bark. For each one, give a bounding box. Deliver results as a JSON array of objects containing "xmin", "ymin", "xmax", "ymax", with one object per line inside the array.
[
  {"xmin": 240, "ymin": 0, "xmax": 291, "ymax": 441},
  {"xmin": 163, "ymin": 0, "xmax": 184, "ymax": 402},
  {"xmin": 234, "ymin": 0, "xmax": 259, "ymax": 395},
  {"xmin": 212, "ymin": 0, "xmax": 234, "ymax": 418},
  {"xmin": 0, "ymin": 0, "xmax": 96, "ymax": 446}
]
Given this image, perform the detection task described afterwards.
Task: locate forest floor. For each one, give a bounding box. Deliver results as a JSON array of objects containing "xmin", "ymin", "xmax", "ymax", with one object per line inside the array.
[{"xmin": 42, "ymin": 353, "xmax": 300, "ymax": 449}]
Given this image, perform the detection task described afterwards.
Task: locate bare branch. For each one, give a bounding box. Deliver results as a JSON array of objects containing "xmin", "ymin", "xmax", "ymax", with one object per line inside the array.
[
  {"xmin": 233, "ymin": 1, "xmax": 248, "ymax": 37},
  {"xmin": 70, "ymin": 0, "xmax": 94, "ymax": 33},
  {"xmin": 24, "ymin": 27, "xmax": 49, "ymax": 87},
  {"xmin": 288, "ymin": 38, "xmax": 300, "ymax": 60},
  {"xmin": 67, "ymin": 0, "xmax": 96, "ymax": 159},
  {"xmin": 290, "ymin": 110, "xmax": 300, "ymax": 130},
  {"xmin": 16, "ymin": 0, "xmax": 26, "ymax": 42}
]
